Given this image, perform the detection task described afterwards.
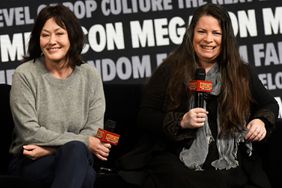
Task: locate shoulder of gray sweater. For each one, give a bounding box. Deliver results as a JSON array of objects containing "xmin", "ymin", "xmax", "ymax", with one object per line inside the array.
[{"xmin": 79, "ymin": 63, "xmax": 102, "ymax": 81}]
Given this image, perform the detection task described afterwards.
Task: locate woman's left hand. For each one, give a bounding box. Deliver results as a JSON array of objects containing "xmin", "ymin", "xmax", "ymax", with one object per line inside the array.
[
  {"xmin": 23, "ymin": 145, "xmax": 56, "ymax": 160},
  {"xmin": 245, "ymin": 119, "xmax": 267, "ymax": 142},
  {"xmin": 88, "ymin": 136, "xmax": 111, "ymax": 161}
]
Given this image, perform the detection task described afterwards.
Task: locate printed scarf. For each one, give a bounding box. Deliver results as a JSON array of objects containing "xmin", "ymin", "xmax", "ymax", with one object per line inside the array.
[{"xmin": 179, "ymin": 63, "xmax": 252, "ymax": 170}]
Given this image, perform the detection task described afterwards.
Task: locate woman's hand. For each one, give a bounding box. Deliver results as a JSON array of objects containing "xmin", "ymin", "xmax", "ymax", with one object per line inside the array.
[
  {"xmin": 245, "ymin": 119, "xmax": 267, "ymax": 142},
  {"xmin": 23, "ymin": 145, "xmax": 56, "ymax": 160},
  {"xmin": 180, "ymin": 108, "xmax": 208, "ymax": 129},
  {"xmin": 88, "ymin": 136, "xmax": 111, "ymax": 161}
]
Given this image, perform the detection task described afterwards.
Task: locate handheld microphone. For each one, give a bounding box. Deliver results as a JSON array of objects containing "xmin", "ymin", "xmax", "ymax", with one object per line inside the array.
[
  {"xmin": 188, "ymin": 68, "xmax": 212, "ymax": 108},
  {"xmin": 96, "ymin": 120, "xmax": 120, "ymax": 145}
]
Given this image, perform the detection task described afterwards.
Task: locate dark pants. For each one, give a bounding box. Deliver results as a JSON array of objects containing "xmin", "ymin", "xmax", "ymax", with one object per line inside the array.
[{"xmin": 9, "ymin": 141, "xmax": 95, "ymax": 188}]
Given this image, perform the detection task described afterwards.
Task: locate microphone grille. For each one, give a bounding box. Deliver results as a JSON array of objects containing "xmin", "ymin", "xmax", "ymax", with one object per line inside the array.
[
  {"xmin": 104, "ymin": 119, "xmax": 116, "ymax": 132},
  {"xmin": 195, "ymin": 68, "xmax": 206, "ymax": 80}
]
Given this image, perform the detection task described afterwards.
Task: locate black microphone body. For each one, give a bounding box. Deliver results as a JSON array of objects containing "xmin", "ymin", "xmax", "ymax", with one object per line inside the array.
[
  {"xmin": 195, "ymin": 91, "xmax": 204, "ymax": 108},
  {"xmin": 96, "ymin": 119, "xmax": 120, "ymax": 145},
  {"xmin": 104, "ymin": 119, "xmax": 116, "ymax": 132},
  {"xmin": 189, "ymin": 68, "xmax": 206, "ymax": 108},
  {"xmin": 193, "ymin": 68, "xmax": 206, "ymax": 108}
]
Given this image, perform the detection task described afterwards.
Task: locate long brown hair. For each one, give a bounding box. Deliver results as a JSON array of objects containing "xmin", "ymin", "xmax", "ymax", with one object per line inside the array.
[{"xmin": 165, "ymin": 3, "xmax": 252, "ymax": 133}]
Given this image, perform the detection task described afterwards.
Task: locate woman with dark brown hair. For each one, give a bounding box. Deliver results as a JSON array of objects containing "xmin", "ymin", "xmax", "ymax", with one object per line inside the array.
[
  {"xmin": 118, "ymin": 3, "xmax": 278, "ymax": 188},
  {"xmin": 9, "ymin": 5, "xmax": 110, "ymax": 188}
]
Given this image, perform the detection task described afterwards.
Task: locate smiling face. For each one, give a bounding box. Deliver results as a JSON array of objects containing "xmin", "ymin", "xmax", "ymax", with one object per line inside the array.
[
  {"xmin": 193, "ymin": 15, "xmax": 222, "ymax": 67},
  {"xmin": 40, "ymin": 18, "xmax": 70, "ymax": 64}
]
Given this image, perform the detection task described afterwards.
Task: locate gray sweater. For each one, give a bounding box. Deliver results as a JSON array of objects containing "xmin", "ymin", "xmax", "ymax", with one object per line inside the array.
[{"xmin": 9, "ymin": 58, "xmax": 105, "ymax": 155}]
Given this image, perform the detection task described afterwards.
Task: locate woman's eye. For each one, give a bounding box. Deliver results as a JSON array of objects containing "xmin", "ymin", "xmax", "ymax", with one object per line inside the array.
[
  {"xmin": 41, "ymin": 33, "xmax": 49, "ymax": 37},
  {"xmin": 56, "ymin": 32, "xmax": 65, "ymax": 36},
  {"xmin": 213, "ymin": 31, "xmax": 222, "ymax": 36},
  {"xmin": 197, "ymin": 30, "xmax": 206, "ymax": 34}
]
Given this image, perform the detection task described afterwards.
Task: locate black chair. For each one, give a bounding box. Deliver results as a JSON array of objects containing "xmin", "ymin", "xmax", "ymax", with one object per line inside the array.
[
  {"xmin": 265, "ymin": 118, "xmax": 282, "ymax": 188},
  {"xmin": 95, "ymin": 83, "xmax": 144, "ymax": 188},
  {"xmin": 0, "ymin": 84, "xmax": 13, "ymax": 175},
  {"xmin": 0, "ymin": 84, "xmax": 48, "ymax": 188}
]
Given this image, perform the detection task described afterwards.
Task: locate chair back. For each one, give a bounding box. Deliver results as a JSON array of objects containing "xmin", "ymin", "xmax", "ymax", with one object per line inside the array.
[{"xmin": 0, "ymin": 84, "xmax": 14, "ymax": 174}]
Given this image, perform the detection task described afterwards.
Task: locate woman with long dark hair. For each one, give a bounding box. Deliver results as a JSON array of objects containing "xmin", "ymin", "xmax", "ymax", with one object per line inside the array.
[{"xmin": 118, "ymin": 3, "xmax": 278, "ymax": 188}]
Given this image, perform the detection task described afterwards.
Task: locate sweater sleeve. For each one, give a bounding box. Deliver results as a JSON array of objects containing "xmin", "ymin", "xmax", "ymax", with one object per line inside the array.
[
  {"xmin": 137, "ymin": 63, "xmax": 196, "ymax": 142},
  {"xmin": 79, "ymin": 67, "xmax": 105, "ymax": 137},
  {"xmin": 137, "ymin": 64, "xmax": 169, "ymax": 136},
  {"xmin": 248, "ymin": 65, "xmax": 279, "ymax": 135}
]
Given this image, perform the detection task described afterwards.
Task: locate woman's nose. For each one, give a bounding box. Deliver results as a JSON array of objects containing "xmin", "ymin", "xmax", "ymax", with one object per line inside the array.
[
  {"xmin": 204, "ymin": 33, "xmax": 213, "ymax": 43},
  {"xmin": 48, "ymin": 34, "xmax": 56, "ymax": 44}
]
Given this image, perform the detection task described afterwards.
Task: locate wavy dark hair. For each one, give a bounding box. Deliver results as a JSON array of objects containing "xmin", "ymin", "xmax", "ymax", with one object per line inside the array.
[
  {"xmin": 164, "ymin": 3, "xmax": 252, "ymax": 134},
  {"xmin": 24, "ymin": 4, "xmax": 84, "ymax": 67}
]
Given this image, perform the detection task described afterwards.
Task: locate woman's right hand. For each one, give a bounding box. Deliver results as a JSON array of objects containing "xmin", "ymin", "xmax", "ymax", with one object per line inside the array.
[
  {"xmin": 88, "ymin": 136, "xmax": 111, "ymax": 161},
  {"xmin": 23, "ymin": 145, "xmax": 56, "ymax": 160},
  {"xmin": 179, "ymin": 108, "xmax": 208, "ymax": 129}
]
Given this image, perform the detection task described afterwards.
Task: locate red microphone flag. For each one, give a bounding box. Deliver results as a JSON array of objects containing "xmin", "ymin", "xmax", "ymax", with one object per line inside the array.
[
  {"xmin": 96, "ymin": 128, "xmax": 120, "ymax": 145},
  {"xmin": 189, "ymin": 80, "xmax": 213, "ymax": 93}
]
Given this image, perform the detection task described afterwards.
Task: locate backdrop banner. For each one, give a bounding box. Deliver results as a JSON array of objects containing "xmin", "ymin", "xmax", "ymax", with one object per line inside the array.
[{"xmin": 0, "ymin": 0, "xmax": 281, "ymax": 116}]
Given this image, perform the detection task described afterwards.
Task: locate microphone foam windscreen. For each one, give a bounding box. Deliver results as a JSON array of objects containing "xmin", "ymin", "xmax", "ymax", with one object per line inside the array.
[{"xmin": 195, "ymin": 68, "xmax": 206, "ymax": 80}]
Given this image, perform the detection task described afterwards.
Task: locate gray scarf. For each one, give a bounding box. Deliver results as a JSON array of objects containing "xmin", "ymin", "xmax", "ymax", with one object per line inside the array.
[{"xmin": 179, "ymin": 64, "xmax": 252, "ymax": 170}]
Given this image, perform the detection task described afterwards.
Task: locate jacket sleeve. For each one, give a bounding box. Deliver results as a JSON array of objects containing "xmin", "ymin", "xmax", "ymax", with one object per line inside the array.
[
  {"xmin": 137, "ymin": 63, "xmax": 196, "ymax": 142},
  {"xmin": 248, "ymin": 65, "xmax": 279, "ymax": 136}
]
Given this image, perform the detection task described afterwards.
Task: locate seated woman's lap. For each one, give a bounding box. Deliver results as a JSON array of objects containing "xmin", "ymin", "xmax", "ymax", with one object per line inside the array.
[{"xmin": 143, "ymin": 151, "xmax": 248, "ymax": 188}]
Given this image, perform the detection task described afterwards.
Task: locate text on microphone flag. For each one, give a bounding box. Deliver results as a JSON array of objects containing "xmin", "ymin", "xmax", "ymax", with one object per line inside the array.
[{"xmin": 189, "ymin": 80, "xmax": 213, "ymax": 93}]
